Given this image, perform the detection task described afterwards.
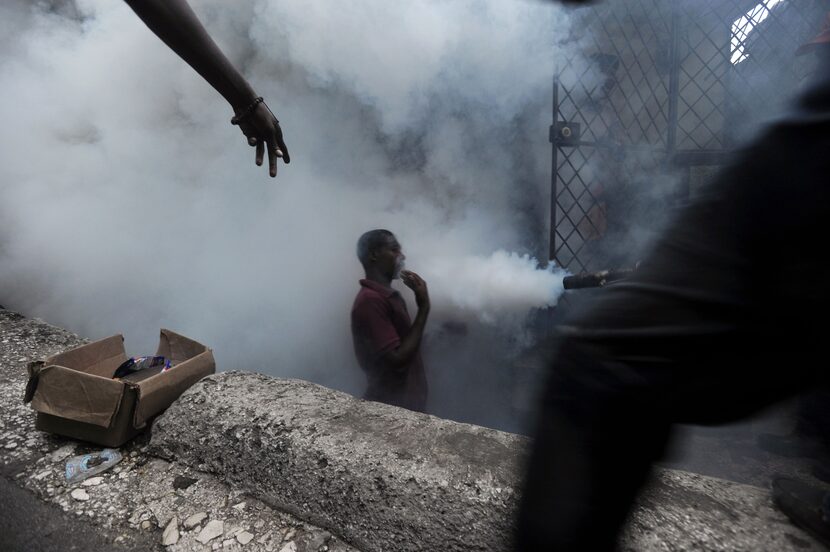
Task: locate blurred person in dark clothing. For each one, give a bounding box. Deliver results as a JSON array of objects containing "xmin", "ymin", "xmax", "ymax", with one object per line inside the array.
[
  {"xmin": 351, "ymin": 230, "xmax": 430, "ymax": 412},
  {"xmin": 124, "ymin": 0, "xmax": 289, "ymax": 177},
  {"xmin": 759, "ymin": 15, "xmax": 830, "ymax": 470},
  {"xmin": 517, "ymin": 14, "xmax": 830, "ymax": 551},
  {"xmin": 758, "ymin": 17, "xmax": 830, "ymax": 547}
]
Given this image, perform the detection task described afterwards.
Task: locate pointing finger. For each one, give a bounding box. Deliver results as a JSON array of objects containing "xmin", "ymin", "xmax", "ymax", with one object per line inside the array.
[
  {"xmin": 267, "ymin": 144, "xmax": 277, "ymax": 178},
  {"xmin": 256, "ymin": 141, "xmax": 264, "ymax": 167}
]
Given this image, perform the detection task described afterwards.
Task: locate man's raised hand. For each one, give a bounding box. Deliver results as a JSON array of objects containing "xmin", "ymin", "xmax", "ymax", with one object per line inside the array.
[{"xmin": 401, "ymin": 270, "xmax": 430, "ymax": 309}]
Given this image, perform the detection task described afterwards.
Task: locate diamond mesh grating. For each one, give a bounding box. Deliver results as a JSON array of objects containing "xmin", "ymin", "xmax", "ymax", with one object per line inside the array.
[{"xmin": 551, "ymin": 0, "xmax": 830, "ymax": 273}]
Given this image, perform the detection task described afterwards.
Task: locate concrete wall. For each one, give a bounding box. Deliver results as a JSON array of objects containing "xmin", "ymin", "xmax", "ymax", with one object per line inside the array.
[
  {"xmin": 149, "ymin": 371, "xmax": 827, "ymax": 552},
  {"xmin": 150, "ymin": 373, "xmax": 525, "ymax": 552},
  {"xmin": 1, "ymin": 309, "xmax": 824, "ymax": 552}
]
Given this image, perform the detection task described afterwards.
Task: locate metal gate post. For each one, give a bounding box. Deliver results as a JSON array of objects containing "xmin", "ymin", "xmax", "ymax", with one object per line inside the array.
[{"xmin": 549, "ymin": 75, "xmax": 560, "ymax": 261}]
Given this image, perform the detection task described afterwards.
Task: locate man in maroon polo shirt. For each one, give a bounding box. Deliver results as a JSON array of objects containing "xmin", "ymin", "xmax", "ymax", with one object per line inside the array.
[{"xmin": 351, "ymin": 229, "xmax": 430, "ymax": 412}]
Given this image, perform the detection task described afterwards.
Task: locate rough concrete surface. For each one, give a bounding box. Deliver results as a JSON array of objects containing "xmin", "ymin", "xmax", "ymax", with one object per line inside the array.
[
  {"xmin": 0, "ymin": 308, "xmax": 358, "ymax": 552},
  {"xmin": 151, "ymin": 371, "xmax": 827, "ymax": 552},
  {"xmin": 2, "ymin": 307, "xmax": 827, "ymax": 551},
  {"xmin": 152, "ymin": 372, "xmax": 525, "ymax": 552}
]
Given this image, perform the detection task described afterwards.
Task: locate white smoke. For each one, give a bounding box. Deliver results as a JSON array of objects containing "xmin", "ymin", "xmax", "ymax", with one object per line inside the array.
[
  {"xmin": 0, "ymin": 0, "xmax": 577, "ymax": 427},
  {"xmin": 422, "ymin": 251, "xmax": 566, "ymax": 324}
]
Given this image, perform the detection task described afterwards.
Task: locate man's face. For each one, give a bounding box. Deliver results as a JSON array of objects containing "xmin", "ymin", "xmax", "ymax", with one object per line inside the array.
[{"xmin": 374, "ymin": 236, "xmax": 406, "ymax": 280}]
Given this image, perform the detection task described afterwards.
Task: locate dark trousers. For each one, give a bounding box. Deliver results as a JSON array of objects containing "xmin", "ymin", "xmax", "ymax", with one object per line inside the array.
[{"xmin": 517, "ymin": 67, "xmax": 830, "ymax": 550}]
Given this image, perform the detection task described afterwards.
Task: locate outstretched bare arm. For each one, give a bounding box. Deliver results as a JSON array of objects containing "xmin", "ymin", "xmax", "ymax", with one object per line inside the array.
[{"xmin": 124, "ymin": 0, "xmax": 290, "ymax": 176}]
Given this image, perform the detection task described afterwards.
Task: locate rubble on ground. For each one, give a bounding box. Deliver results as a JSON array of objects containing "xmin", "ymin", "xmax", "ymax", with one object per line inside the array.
[{"xmin": 0, "ymin": 308, "xmax": 358, "ymax": 552}]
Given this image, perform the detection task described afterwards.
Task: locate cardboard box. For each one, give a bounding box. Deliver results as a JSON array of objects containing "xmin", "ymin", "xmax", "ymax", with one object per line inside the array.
[{"xmin": 24, "ymin": 329, "xmax": 215, "ymax": 447}]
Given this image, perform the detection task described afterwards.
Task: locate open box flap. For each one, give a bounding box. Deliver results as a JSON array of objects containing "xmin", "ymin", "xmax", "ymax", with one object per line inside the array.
[
  {"xmin": 30, "ymin": 365, "xmax": 125, "ymax": 428},
  {"xmin": 155, "ymin": 329, "xmax": 208, "ymax": 363},
  {"xmin": 133, "ymin": 349, "xmax": 215, "ymax": 428},
  {"xmin": 44, "ymin": 335, "xmax": 127, "ymax": 378}
]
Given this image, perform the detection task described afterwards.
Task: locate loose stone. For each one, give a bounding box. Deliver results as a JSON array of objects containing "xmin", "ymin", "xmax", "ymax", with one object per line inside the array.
[
  {"xmin": 197, "ymin": 519, "xmax": 224, "ymax": 544},
  {"xmin": 162, "ymin": 517, "xmax": 180, "ymax": 546},
  {"xmin": 184, "ymin": 512, "xmax": 208, "ymax": 529},
  {"xmin": 173, "ymin": 475, "xmax": 198, "ymax": 490},
  {"xmin": 279, "ymin": 542, "xmax": 297, "ymax": 552}
]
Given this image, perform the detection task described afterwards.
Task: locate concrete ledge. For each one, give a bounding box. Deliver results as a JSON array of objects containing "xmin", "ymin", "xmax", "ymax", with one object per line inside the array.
[
  {"xmin": 150, "ymin": 372, "xmax": 827, "ymax": 552},
  {"xmin": 151, "ymin": 372, "xmax": 523, "ymax": 552},
  {"xmin": 4, "ymin": 309, "xmax": 823, "ymax": 552}
]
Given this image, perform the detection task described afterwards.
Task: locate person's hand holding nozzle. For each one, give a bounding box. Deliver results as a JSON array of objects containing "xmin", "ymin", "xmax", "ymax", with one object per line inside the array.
[{"xmin": 401, "ymin": 270, "xmax": 430, "ymax": 310}]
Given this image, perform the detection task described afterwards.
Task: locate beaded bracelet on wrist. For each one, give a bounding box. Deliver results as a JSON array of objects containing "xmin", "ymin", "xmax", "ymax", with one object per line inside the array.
[{"xmin": 231, "ymin": 96, "xmax": 264, "ymax": 126}]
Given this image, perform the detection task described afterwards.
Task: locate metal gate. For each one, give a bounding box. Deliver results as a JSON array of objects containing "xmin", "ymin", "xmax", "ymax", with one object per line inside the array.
[{"xmin": 549, "ymin": 0, "xmax": 829, "ymax": 273}]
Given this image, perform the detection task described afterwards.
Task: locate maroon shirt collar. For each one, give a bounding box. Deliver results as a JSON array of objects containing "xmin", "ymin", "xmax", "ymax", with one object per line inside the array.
[{"xmin": 359, "ymin": 278, "xmax": 397, "ymax": 298}]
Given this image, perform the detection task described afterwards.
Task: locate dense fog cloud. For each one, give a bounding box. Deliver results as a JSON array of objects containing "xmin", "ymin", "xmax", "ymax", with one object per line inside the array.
[{"xmin": 0, "ymin": 0, "xmax": 575, "ymax": 427}]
